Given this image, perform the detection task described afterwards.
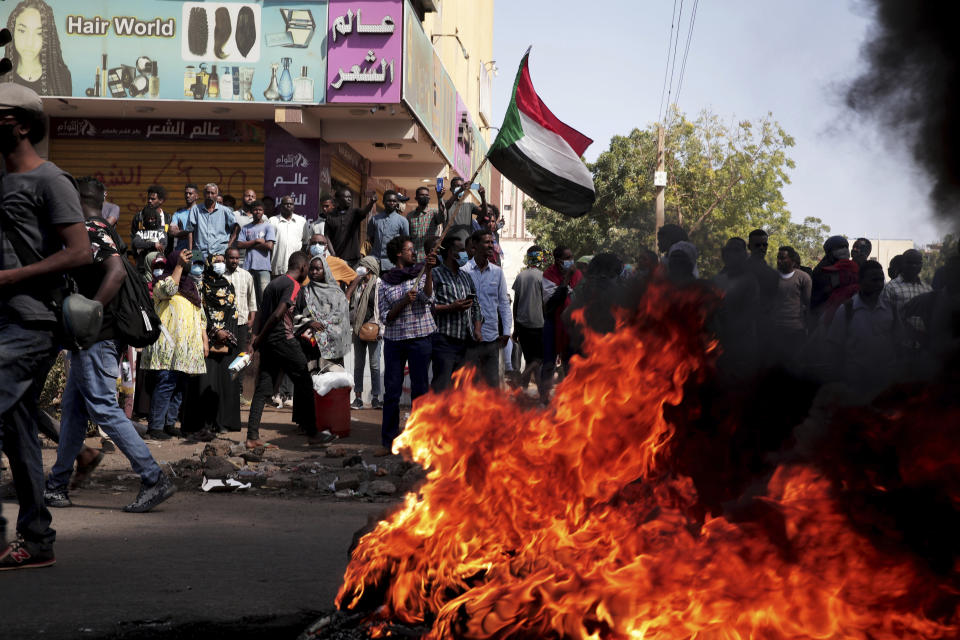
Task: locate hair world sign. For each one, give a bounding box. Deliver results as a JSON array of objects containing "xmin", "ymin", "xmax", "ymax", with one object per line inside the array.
[
  {"xmin": 65, "ymin": 15, "xmax": 176, "ymax": 37},
  {"xmin": 1, "ymin": 1, "xmax": 327, "ymax": 103}
]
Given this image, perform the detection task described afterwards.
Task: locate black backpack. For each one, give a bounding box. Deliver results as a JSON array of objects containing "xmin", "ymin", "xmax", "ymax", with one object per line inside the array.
[{"xmin": 88, "ymin": 218, "xmax": 162, "ymax": 348}]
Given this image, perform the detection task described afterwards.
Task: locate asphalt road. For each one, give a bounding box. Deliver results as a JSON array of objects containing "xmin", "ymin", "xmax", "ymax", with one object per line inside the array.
[
  {"xmin": 1, "ymin": 405, "xmax": 394, "ymax": 639},
  {"xmin": 1, "ymin": 491, "xmax": 386, "ymax": 639}
]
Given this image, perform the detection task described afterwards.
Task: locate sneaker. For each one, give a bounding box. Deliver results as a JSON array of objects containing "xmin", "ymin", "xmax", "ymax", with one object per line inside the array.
[
  {"xmin": 283, "ymin": 397, "xmax": 294, "ymax": 408},
  {"xmin": 307, "ymin": 430, "xmax": 337, "ymax": 445},
  {"xmin": 351, "ymin": 398, "xmax": 364, "ymax": 410},
  {"xmin": 0, "ymin": 539, "xmax": 55, "ymax": 571},
  {"xmin": 44, "ymin": 488, "xmax": 72, "ymax": 508},
  {"xmin": 163, "ymin": 424, "xmax": 183, "ymax": 438},
  {"xmin": 272, "ymin": 394, "xmax": 283, "ymax": 409},
  {"xmin": 371, "ymin": 397, "xmax": 383, "ymax": 409},
  {"xmin": 123, "ymin": 474, "xmax": 176, "ymax": 513},
  {"xmin": 145, "ymin": 429, "xmax": 171, "ymax": 441}
]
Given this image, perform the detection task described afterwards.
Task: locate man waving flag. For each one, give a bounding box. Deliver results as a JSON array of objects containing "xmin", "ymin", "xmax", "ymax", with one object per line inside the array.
[{"xmin": 487, "ymin": 48, "xmax": 596, "ymax": 217}]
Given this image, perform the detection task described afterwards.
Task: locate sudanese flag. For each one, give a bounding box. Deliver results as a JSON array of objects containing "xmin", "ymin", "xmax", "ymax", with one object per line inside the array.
[{"xmin": 488, "ymin": 48, "xmax": 596, "ymax": 217}]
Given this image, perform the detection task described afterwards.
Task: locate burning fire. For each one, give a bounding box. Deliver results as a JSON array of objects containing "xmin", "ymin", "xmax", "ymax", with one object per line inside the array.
[{"xmin": 336, "ymin": 279, "xmax": 959, "ymax": 639}]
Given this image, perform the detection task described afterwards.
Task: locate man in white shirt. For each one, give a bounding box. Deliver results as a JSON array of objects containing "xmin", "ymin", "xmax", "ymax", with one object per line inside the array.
[
  {"xmin": 269, "ymin": 195, "xmax": 307, "ymax": 277},
  {"xmin": 223, "ymin": 247, "xmax": 257, "ymax": 351}
]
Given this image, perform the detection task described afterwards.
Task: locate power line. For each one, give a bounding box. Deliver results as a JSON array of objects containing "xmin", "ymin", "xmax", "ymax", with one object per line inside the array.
[
  {"xmin": 657, "ymin": 0, "xmax": 680, "ymax": 125},
  {"xmin": 662, "ymin": 0, "xmax": 686, "ymax": 126},
  {"xmin": 673, "ymin": 0, "xmax": 700, "ymax": 111}
]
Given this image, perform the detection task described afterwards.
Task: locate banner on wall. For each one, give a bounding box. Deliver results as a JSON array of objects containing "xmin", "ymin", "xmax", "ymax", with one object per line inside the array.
[
  {"xmin": 402, "ymin": 0, "xmax": 455, "ymax": 166},
  {"xmin": 326, "ymin": 0, "xmax": 402, "ymax": 103},
  {"xmin": 0, "ymin": 0, "xmax": 327, "ymax": 104},
  {"xmin": 264, "ymin": 127, "xmax": 330, "ymax": 218}
]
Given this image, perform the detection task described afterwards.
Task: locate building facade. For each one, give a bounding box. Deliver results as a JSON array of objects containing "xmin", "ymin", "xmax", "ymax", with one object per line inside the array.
[{"xmin": 4, "ymin": 0, "xmax": 495, "ymax": 231}]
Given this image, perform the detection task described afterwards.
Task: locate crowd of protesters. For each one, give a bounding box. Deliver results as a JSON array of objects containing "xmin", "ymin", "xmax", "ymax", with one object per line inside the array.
[{"xmin": 2, "ymin": 84, "xmax": 958, "ymax": 571}]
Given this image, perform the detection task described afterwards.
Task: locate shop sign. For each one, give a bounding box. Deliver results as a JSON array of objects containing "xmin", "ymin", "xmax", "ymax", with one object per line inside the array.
[
  {"xmin": 402, "ymin": 0, "xmax": 455, "ymax": 165},
  {"xmin": 264, "ymin": 126, "xmax": 329, "ymax": 218},
  {"xmin": 51, "ymin": 117, "xmax": 265, "ymax": 142},
  {"xmin": 0, "ymin": 1, "xmax": 327, "ymax": 104},
  {"xmin": 326, "ymin": 0, "xmax": 402, "ymax": 103}
]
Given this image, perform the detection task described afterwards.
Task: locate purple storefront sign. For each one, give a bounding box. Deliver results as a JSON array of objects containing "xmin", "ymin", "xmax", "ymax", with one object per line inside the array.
[
  {"xmin": 264, "ymin": 127, "xmax": 329, "ymax": 220},
  {"xmin": 327, "ymin": 0, "xmax": 403, "ymax": 103}
]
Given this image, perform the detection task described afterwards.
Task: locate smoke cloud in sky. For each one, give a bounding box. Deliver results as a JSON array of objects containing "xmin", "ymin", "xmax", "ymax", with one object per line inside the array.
[{"xmin": 846, "ymin": 1, "xmax": 960, "ymax": 224}]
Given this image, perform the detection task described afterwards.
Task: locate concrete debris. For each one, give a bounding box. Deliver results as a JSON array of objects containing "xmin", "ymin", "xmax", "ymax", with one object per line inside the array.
[{"xmin": 368, "ymin": 480, "xmax": 397, "ymax": 495}]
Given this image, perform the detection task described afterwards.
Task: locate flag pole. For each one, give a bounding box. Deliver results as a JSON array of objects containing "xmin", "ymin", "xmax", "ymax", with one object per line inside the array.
[{"xmin": 414, "ymin": 154, "xmax": 491, "ymax": 287}]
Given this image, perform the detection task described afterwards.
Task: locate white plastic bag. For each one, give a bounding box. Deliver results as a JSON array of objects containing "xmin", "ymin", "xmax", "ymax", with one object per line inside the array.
[{"xmin": 312, "ymin": 371, "xmax": 354, "ymax": 396}]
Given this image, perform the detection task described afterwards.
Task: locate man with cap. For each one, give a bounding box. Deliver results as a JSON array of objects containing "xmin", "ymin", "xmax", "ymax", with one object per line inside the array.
[{"xmin": 0, "ymin": 85, "xmax": 93, "ymax": 569}]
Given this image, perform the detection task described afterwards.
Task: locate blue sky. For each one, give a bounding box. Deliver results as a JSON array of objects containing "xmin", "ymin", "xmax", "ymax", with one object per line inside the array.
[{"xmin": 491, "ymin": 0, "xmax": 948, "ymax": 245}]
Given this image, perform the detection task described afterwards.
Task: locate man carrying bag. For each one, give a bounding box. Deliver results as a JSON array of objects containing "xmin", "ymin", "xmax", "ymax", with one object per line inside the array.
[{"xmin": 0, "ymin": 85, "xmax": 92, "ymax": 570}]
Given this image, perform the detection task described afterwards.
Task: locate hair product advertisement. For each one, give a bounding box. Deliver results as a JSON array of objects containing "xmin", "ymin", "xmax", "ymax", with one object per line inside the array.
[{"xmin": 0, "ymin": 0, "xmax": 327, "ymax": 104}]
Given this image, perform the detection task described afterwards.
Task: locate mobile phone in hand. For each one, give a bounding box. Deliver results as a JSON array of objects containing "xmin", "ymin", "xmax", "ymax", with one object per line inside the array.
[{"xmin": 436, "ymin": 177, "xmax": 444, "ymax": 194}]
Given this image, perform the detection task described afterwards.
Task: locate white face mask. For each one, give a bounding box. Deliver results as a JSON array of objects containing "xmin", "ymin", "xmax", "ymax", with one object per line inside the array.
[
  {"xmin": 152, "ymin": 269, "xmax": 164, "ymax": 278},
  {"xmin": 562, "ymin": 259, "xmax": 575, "ymax": 270},
  {"xmin": 355, "ymin": 265, "xmax": 368, "ymax": 277},
  {"xmin": 212, "ymin": 262, "xmax": 227, "ymax": 275}
]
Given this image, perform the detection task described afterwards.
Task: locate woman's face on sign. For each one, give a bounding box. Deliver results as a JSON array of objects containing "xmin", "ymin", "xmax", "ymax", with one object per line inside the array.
[{"xmin": 15, "ymin": 8, "xmax": 43, "ymax": 61}]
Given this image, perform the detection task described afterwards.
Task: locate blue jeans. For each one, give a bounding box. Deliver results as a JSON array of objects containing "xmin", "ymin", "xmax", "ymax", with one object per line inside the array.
[
  {"xmin": 0, "ymin": 317, "xmax": 58, "ymax": 550},
  {"xmin": 353, "ymin": 337, "xmax": 382, "ymax": 399},
  {"xmin": 47, "ymin": 341, "xmax": 162, "ymax": 491},
  {"xmin": 250, "ymin": 269, "xmax": 271, "ymax": 308},
  {"xmin": 382, "ymin": 336, "xmax": 431, "ymax": 447},
  {"xmin": 149, "ymin": 369, "xmax": 187, "ymax": 431}
]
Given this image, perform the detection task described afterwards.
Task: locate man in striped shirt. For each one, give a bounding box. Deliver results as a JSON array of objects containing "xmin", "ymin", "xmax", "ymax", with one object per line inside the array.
[
  {"xmin": 431, "ymin": 236, "xmax": 482, "ymax": 392},
  {"xmin": 378, "ymin": 235, "xmax": 437, "ymax": 447}
]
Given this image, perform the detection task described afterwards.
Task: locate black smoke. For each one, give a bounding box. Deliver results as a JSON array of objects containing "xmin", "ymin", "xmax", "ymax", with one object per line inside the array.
[{"xmin": 846, "ymin": 1, "xmax": 960, "ymax": 218}]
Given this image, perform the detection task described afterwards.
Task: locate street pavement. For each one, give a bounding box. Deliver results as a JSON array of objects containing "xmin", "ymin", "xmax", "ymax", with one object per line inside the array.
[{"xmin": 1, "ymin": 405, "xmax": 395, "ymax": 639}]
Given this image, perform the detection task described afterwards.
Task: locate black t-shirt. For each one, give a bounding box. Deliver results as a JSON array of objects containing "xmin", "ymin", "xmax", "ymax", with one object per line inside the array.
[
  {"xmin": 74, "ymin": 217, "xmax": 124, "ymax": 342},
  {"xmin": 325, "ymin": 208, "xmax": 367, "ymax": 263},
  {"xmin": 0, "ymin": 162, "xmax": 85, "ymax": 322},
  {"xmin": 256, "ymin": 274, "xmax": 301, "ymax": 341}
]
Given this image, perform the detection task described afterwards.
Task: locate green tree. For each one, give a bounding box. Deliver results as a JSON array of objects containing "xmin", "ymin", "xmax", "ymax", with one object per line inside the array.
[
  {"xmin": 526, "ymin": 109, "xmax": 825, "ymax": 277},
  {"xmin": 920, "ymin": 233, "xmax": 956, "ymax": 285}
]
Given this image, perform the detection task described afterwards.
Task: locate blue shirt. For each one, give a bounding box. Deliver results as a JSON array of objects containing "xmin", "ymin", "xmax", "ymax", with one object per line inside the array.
[
  {"xmin": 239, "ymin": 221, "xmax": 277, "ymax": 272},
  {"xmin": 367, "ymin": 211, "xmax": 409, "ymax": 271},
  {"xmin": 462, "ymin": 258, "xmax": 512, "ymax": 342},
  {"xmin": 171, "ymin": 207, "xmax": 192, "ymax": 253},
  {"xmin": 184, "ymin": 203, "xmax": 236, "ymax": 260}
]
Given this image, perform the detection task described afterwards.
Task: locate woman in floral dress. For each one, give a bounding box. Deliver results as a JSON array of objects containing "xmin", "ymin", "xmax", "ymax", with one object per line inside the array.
[
  {"xmin": 141, "ymin": 248, "xmax": 208, "ymax": 439},
  {"xmin": 183, "ymin": 253, "xmax": 240, "ymax": 440}
]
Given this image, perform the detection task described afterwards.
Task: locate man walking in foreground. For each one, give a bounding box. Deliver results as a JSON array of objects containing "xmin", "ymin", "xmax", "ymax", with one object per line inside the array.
[
  {"xmin": 44, "ymin": 177, "xmax": 175, "ymax": 514},
  {"xmin": 0, "ymin": 85, "xmax": 93, "ymax": 570}
]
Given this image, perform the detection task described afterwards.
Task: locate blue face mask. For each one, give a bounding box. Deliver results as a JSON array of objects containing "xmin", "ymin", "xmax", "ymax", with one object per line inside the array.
[
  {"xmin": 456, "ymin": 251, "xmax": 469, "ymax": 266},
  {"xmin": 309, "ymin": 243, "xmax": 326, "ymax": 258},
  {"xmin": 562, "ymin": 259, "xmax": 575, "ymax": 271},
  {"xmin": 190, "ymin": 264, "xmax": 204, "ymax": 277}
]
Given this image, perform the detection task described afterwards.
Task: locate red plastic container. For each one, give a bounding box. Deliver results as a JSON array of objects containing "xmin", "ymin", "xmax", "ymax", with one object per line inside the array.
[{"xmin": 314, "ymin": 386, "xmax": 351, "ymax": 437}]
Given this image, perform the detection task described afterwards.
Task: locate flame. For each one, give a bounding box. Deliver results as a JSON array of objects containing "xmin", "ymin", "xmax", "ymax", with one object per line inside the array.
[{"xmin": 335, "ymin": 279, "xmax": 959, "ymax": 639}]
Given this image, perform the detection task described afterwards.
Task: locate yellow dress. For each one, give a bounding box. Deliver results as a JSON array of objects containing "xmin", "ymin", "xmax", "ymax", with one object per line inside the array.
[{"xmin": 141, "ymin": 277, "xmax": 207, "ymax": 375}]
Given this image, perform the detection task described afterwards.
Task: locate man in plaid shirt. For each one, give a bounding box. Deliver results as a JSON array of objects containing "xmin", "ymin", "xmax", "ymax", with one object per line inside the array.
[
  {"xmin": 406, "ymin": 186, "xmax": 446, "ymax": 261},
  {"xmin": 881, "ymin": 249, "xmax": 932, "ymax": 349},
  {"xmin": 378, "ymin": 235, "xmax": 437, "ymax": 447},
  {"xmin": 431, "ymin": 236, "xmax": 482, "ymax": 392}
]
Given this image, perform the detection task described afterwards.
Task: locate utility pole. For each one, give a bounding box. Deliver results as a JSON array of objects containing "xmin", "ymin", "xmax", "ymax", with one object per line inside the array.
[{"xmin": 654, "ymin": 124, "xmax": 666, "ymax": 235}]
